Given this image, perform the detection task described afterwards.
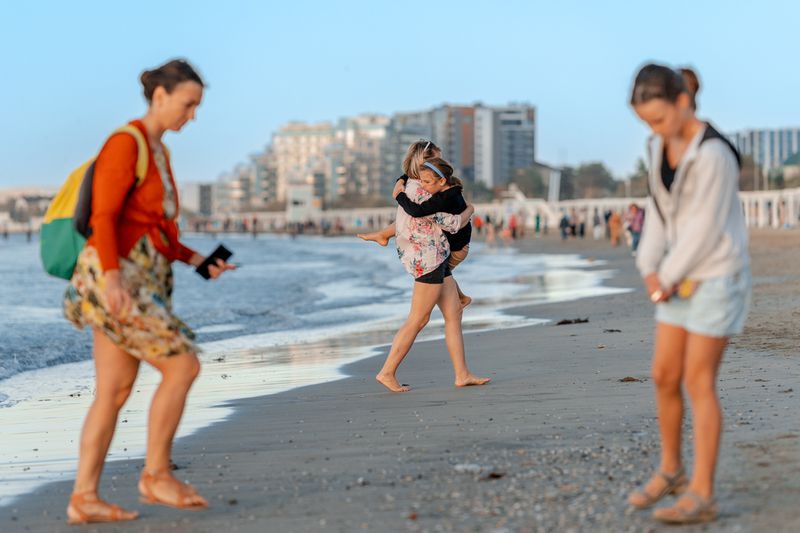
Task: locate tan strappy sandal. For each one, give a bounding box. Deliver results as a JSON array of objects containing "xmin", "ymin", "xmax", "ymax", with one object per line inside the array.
[
  {"xmin": 138, "ymin": 469, "xmax": 209, "ymax": 510},
  {"xmin": 66, "ymin": 492, "xmax": 138, "ymax": 525},
  {"xmin": 627, "ymin": 467, "xmax": 688, "ymax": 509},
  {"xmin": 653, "ymin": 490, "xmax": 719, "ymax": 524}
]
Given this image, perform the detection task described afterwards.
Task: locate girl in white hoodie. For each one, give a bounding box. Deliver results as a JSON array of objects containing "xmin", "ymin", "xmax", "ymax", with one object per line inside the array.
[{"xmin": 627, "ymin": 64, "xmax": 751, "ymax": 525}]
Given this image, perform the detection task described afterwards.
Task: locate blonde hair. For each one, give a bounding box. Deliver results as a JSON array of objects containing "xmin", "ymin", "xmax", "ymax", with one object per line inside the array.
[
  {"xmin": 402, "ymin": 140, "xmax": 441, "ymax": 179},
  {"xmin": 419, "ymin": 157, "xmax": 462, "ymax": 188}
]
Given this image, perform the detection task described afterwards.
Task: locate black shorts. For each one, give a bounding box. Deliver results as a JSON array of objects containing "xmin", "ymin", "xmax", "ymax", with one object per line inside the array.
[{"xmin": 415, "ymin": 259, "xmax": 452, "ymax": 285}]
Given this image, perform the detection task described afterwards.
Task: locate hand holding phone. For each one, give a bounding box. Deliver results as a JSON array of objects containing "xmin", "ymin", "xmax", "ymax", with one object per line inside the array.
[{"xmin": 196, "ymin": 244, "xmax": 236, "ymax": 280}]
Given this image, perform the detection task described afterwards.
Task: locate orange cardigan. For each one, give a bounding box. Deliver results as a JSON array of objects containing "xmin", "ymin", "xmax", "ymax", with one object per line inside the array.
[{"xmin": 88, "ymin": 120, "xmax": 197, "ymax": 272}]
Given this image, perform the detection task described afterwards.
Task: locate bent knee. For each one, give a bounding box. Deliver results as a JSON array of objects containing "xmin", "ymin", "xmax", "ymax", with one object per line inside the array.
[
  {"xmin": 182, "ymin": 354, "xmax": 202, "ymax": 381},
  {"xmin": 96, "ymin": 382, "xmax": 135, "ymax": 410},
  {"xmin": 410, "ymin": 314, "xmax": 431, "ymax": 331},
  {"xmin": 163, "ymin": 353, "xmax": 201, "ymax": 384}
]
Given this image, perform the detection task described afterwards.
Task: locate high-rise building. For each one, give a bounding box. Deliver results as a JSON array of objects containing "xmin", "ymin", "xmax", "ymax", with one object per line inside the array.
[
  {"xmin": 385, "ymin": 105, "xmax": 476, "ymax": 184},
  {"xmin": 729, "ymin": 128, "xmax": 800, "ymax": 170},
  {"xmin": 381, "ymin": 111, "xmax": 434, "ymax": 197},
  {"xmin": 198, "ymin": 184, "xmax": 214, "ymax": 216},
  {"xmin": 214, "ymin": 163, "xmax": 255, "ymax": 214},
  {"xmin": 251, "ymin": 147, "xmax": 279, "ymax": 207},
  {"xmin": 432, "ymin": 105, "xmax": 476, "ymax": 183},
  {"xmin": 212, "ymin": 102, "xmax": 539, "ymax": 212},
  {"xmin": 474, "ymin": 104, "xmax": 536, "ymax": 188},
  {"xmin": 272, "ymin": 122, "xmax": 335, "ymax": 201},
  {"xmin": 179, "ymin": 183, "xmax": 215, "ymax": 216},
  {"xmin": 327, "ymin": 114, "xmax": 390, "ymax": 203}
]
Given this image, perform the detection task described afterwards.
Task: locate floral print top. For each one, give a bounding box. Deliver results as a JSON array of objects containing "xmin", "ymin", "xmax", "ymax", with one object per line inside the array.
[{"xmin": 395, "ymin": 179, "xmax": 462, "ymax": 278}]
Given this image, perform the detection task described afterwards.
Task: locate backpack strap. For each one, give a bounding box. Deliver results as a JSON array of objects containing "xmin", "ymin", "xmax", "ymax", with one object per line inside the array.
[
  {"xmin": 645, "ymin": 136, "xmax": 667, "ymax": 225},
  {"xmin": 72, "ymin": 124, "xmax": 152, "ymax": 238},
  {"xmin": 113, "ymin": 124, "xmax": 149, "ymax": 184}
]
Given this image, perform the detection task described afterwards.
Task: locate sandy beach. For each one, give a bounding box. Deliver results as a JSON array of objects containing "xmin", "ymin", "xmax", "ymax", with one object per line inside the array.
[{"xmin": 5, "ymin": 229, "xmax": 800, "ymax": 532}]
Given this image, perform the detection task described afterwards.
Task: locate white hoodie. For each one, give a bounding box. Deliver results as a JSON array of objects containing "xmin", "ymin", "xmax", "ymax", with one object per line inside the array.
[{"xmin": 636, "ymin": 123, "xmax": 750, "ymax": 288}]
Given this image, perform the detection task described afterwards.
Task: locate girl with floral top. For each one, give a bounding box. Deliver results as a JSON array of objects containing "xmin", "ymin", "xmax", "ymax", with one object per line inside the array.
[
  {"xmin": 373, "ymin": 143, "xmax": 490, "ymax": 392},
  {"xmin": 358, "ymin": 142, "xmax": 472, "ymax": 306}
]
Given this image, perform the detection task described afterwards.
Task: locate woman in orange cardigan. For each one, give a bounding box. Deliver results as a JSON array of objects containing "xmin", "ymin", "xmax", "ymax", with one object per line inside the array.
[{"xmin": 63, "ymin": 59, "xmax": 234, "ymax": 524}]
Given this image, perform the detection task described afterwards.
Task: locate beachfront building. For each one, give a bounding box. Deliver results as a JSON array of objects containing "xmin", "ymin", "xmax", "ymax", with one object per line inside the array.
[
  {"xmin": 325, "ymin": 114, "xmax": 390, "ymax": 204},
  {"xmin": 432, "ymin": 105, "xmax": 477, "ymax": 184},
  {"xmin": 382, "ymin": 103, "xmax": 535, "ymax": 191},
  {"xmin": 783, "ymin": 151, "xmax": 800, "ymax": 183},
  {"xmin": 214, "ymin": 163, "xmax": 256, "ymax": 214},
  {"xmin": 208, "ymin": 102, "xmax": 534, "ymax": 214},
  {"xmin": 272, "ymin": 121, "xmax": 335, "ymax": 202},
  {"xmin": 474, "ymin": 104, "xmax": 537, "ymax": 188},
  {"xmin": 729, "ymin": 127, "xmax": 800, "ymax": 172},
  {"xmin": 380, "ymin": 105, "xmax": 477, "ymax": 193},
  {"xmin": 179, "ymin": 183, "xmax": 215, "ymax": 216},
  {"xmin": 381, "ymin": 110, "xmax": 435, "ymax": 197},
  {"xmin": 251, "ymin": 147, "xmax": 279, "ymax": 207}
]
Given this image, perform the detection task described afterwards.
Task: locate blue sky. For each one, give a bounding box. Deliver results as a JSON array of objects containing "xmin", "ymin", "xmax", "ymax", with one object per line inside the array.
[{"xmin": 1, "ymin": 0, "xmax": 798, "ymax": 187}]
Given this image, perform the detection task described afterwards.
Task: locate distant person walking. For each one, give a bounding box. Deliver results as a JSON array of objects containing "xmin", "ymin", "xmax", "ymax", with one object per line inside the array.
[
  {"xmin": 608, "ymin": 211, "xmax": 623, "ymax": 246},
  {"xmin": 592, "ymin": 210, "xmax": 604, "ymax": 240},
  {"xmin": 626, "ymin": 203, "xmax": 645, "ymax": 254},
  {"xmin": 559, "ymin": 212, "xmax": 570, "ymax": 240},
  {"xmin": 62, "ymin": 60, "xmax": 235, "ymax": 525},
  {"xmin": 626, "ymin": 64, "xmax": 750, "ymax": 525}
]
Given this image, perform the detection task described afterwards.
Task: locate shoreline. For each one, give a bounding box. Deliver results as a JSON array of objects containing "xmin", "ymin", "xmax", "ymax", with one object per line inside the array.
[
  {"xmin": 0, "ymin": 240, "xmax": 621, "ymax": 507},
  {"xmin": 6, "ymin": 231, "xmax": 800, "ymax": 532}
]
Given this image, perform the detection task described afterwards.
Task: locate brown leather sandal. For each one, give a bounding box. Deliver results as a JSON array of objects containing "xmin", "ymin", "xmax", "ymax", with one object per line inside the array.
[
  {"xmin": 627, "ymin": 467, "xmax": 688, "ymax": 509},
  {"xmin": 653, "ymin": 490, "xmax": 719, "ymax": 524},
  {"xmin": 138, "ymin": 469, "xmax": 208, "ymax": 510},
  {"xmin": 66, "ymin": 492, "xmax": 138, "ymax": 525}
]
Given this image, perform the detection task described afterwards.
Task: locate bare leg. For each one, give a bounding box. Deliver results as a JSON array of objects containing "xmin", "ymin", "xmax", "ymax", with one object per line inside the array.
[
  {"xmin": 653, "ymin": 323, "xmax": 688, "ymax": 473},
  {"xmin": 139, "ymin": 352, "xmax": 207, "ymax": 507},
  {"xmin": 358, "ymin": 222, "xmax": 396, "ymax": 247},
  {"xmin": 68, "ymin": 330, "xmax": 140, "ymax": 522},
  {"xmin": 454, "ymin": 278, "xmax": 471, "ymax": 309},
  {"xmin": 437, "ymin": 276, "xmax": 490, "ymax": 387},
  {"xmin": 376, "ymin": 281, "xmax": 442, "ymax": 392},
  {"xmin": 628, "ymin": 322, "xmax": 687, "ymax": 507},
  {"xmin": 680, "ymin": 333, "xmax": 727, "ymax": 501},
  {"xmin": 448, "ymin": 249, "xmax": 472, "ymax": 308}
]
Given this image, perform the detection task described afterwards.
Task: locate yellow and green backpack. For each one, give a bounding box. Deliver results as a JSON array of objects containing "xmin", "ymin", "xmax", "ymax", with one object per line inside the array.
[{"xmin": 40, "ymin": 125, "xmax": 149, "ymax": 279}]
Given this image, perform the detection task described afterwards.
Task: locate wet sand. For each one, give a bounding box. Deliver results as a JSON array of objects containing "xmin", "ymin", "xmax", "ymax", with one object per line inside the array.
[{"xmin": 6, "ymin": 230, "xmax": 800, "ymax": 532}]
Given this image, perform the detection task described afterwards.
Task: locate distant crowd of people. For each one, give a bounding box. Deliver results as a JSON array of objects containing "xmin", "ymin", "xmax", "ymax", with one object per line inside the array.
[{"xmin": 558, "ymin": 204, "xmax": 646, "ymax": 254}]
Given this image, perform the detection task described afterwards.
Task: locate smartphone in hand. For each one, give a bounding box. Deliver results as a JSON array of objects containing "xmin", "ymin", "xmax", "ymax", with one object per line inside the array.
[{"xmin": 195, "ymin": 244, "xmax": 233, "ymax": 280}]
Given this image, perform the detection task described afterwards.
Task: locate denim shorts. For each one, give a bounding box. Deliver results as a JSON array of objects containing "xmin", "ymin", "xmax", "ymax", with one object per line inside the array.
[{"xmin": 655, "ymin": 268, "xmax": 752, "ymax": 338}]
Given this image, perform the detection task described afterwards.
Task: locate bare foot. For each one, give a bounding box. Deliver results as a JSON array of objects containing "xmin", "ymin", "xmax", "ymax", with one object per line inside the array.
[
  {"xmin": 66, "ymin": 493, "xmax": 139, "ymax": 525},
  {"xmin": 376, "ymin": 373, "xmax": 410, "ymax": 392},
  {"xmin": 455, "ymin": 374, "xmax": 491, "ymax": 387},
  {"xmin": 460, "ymin": 295, "xmax": 472, "ymax": 309},
  {"xmin": 357, "ymin": 232, "xmax": 389, "ymax": 246}
]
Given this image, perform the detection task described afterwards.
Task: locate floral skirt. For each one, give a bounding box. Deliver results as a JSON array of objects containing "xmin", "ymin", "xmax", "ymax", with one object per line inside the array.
[{"xmin": 64, "ymin": 235, "xmax": 197, "ymax": 360}]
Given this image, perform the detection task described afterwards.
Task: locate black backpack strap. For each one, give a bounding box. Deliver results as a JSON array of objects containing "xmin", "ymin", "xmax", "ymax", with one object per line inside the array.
[
  {"xmin": 700, "ymin": 123, "xmax": 742, "ymax": 169},
  {"xmin": 645, "ymin": 136, "xmax": 666, "ymax": 225}
]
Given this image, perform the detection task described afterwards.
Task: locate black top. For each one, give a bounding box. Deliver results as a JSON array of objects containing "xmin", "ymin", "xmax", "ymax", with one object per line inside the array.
[
  {"xmin": 395, "ymin": 176, "xmax": 472, "ymax": 252},
  {"xmin": 649, "ymin": 122, "xmax": 742, "ymax": 224},
  {"xmin": 659, "ymin": 122, "xmax": 741, "ymax": 194},
  {"xmin": 661, "ymin": 148, "xmax": 677, "ymax": 192}
]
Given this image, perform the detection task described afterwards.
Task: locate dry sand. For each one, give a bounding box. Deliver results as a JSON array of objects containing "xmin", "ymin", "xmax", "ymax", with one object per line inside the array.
[{"xmin": 5, "ymin": 230, "xmax": 800, "ymax": 532}]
